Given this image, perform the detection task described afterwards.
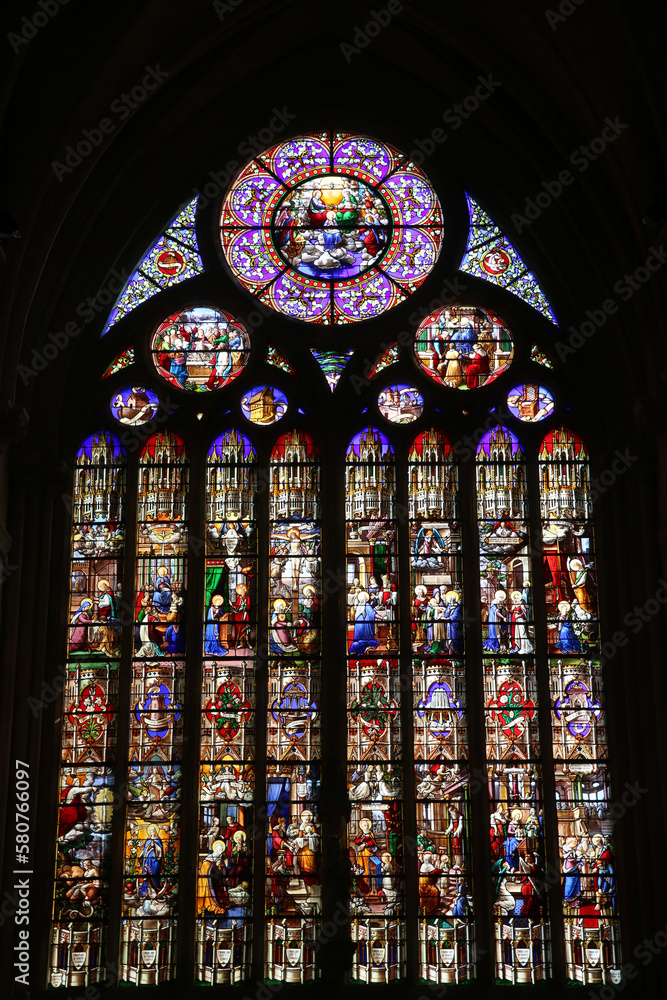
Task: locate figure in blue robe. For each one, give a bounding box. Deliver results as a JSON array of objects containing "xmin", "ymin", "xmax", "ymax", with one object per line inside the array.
[
  {"xmin": 165, "ymin": 622, "xmax": 186, "ymax": 655},
  {"xmin": 349, "ymin": 601, "xmax": 381, "ymax": 655},
  {"xmin": 140, "ymin": 828, "xmax": 164, "ymax": 896},
  {"xmin": 204, "ymin": 602, "xmax": 228, "ymax": 656},
  {"xmin": 557, "ymin": 607, "xmax": 581, "ymax": 653},
  {"xmin": 563, "ymin": 854, "xmax": 582, "ymax": 905},
  {"xmin": 504, "ymin": 834, "xmax": 520, "ymax": 871},
  {"xmin": 452, "ymin": 882, "xmax": 472, "ymax": 917},
  {"xmin": 483, "ymin": 597, "xmax": 506, "ymax": 651},
  {"xmin": 445, "ymin": 597, "xmax": 463, "ymax": 655}
]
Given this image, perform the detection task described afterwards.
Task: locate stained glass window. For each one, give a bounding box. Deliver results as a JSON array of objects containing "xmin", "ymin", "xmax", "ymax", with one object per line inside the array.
[
  {"xmin": 267, "ymin": 431, "xmax": 321, "ymax": 981},
  {"xmin": 50, "ymin": 134, "xmax": 624, "ymax": 992},
  {"xmin": 477, "ymin": 427, "xmax": 550, "ymax": 983},
  {"xmin": 51, "ymin": 431, "xmax": 124, "ymax": 987},
  {"xmin": 345, "ymin": 428, "xmax": 403, "ymax": 981},
  {"xmin": 414, "ymin": 305, "xmax": 513, "ymax": 391},
  {"xmin": 220, "ymin": 132, "xmax": 443, "ymax": 324},
  {"xmin": 539, "ymin": 430, "xmax": 620, "ymax": 983},
  {"xmin": 199, "ymin": 429, "xmax": 256, "ymax": 982},
  {"xmin": 121, "ymin": 430, "xmax": 188, "ymax": 983},
  {"xmin": 409, "ymin": 429, "xmax": 475, "ymax": 983},
  {"xmin": 103, "ymin": 199, "xmax": 203, "ymax": 334}
]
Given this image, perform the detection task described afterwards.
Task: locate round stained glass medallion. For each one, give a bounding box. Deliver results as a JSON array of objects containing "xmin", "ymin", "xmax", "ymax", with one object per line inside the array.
[
  {"xmin": 220, "ymin": 131, "xmax": 443, "ymax": 325},
  {"xmin": 378, "ymin": 384, "xmax": 424, "ymax": 423},
  {"xmin": 414, "ymin": 304, "xmax": 514, "ymax": 390},
  {"xmin": 151, "ymin": 307, "xmax": 250, "ymax": 392},
  {"xmin": 241, "ymin": 385, "xmax": 288, "ymax": 425},
  {"xmin": 506, "ymin": 383, "xmax": 555, "ymax": 422},
  {"xmin": 274, "ymin": 175, "xmax": 391, "ymax": 280},
  {"xmin": 111, "ymin": 387, "xmax": 159, "ymax": 425}
]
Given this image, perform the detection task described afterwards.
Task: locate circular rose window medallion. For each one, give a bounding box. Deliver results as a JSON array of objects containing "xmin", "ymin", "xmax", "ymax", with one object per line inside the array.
[
  {"xmin": 151, "ymin": 307, "xmax": 251, "ymax": 392},
  {"xmin": 220, "ymin": 131, "xmax": 443, "ymax": 324},
  {"xmin": 241, "ymin": 386, "xmax": 288, "ymax": 425},
  {"xmin": 506, "ymin": 383, "xmax": 555, "ymax": 422},
  {"xmin": 111, "ymin": 387, "xmax": 159, "ymax": 425},
  {"xmin": 378, "ymin": 384, "xmax": 424, "ymax": 423},
  {"xmin": 414, "ymin": 304, "xmax": 514, "ymax": 390}
]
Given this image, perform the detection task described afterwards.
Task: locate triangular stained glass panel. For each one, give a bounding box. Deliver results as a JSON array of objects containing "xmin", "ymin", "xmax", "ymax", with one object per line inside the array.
[
  {"xmin": 530, "ymin": 343, "xmax": 554, "ymax": 368},
  {"xmin": 266, "ymin": 344, "xmax": 294, "ymax": 375},
  {"xmin": 461, "ymin": 194, "xmax": 557, "ymax": 324},
  {"xmin": 310, "ymin": 349, "xmax": 353, "ymax": 391},
  {"xmin": 102, "ymin": 346, "xmax": 135, "ymax": 378},
  {"xmin": 369, "ymin": 343, "xmax": 399, "ymax": 377},
  {"xmin": 102, "ymin": 198, "xmax": 204, "ymax": 334}
]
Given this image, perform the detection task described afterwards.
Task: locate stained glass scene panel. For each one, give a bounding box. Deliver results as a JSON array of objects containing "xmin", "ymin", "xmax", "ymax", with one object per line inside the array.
[
  {"xmin": 477, "ymin": 427, "xmax": 532, "ymax": 657},
  {"xmin": 477, "ymin": 427, "xmax": 551, "ymax": 983},
  {"xmin": 197, "ymin": 429, "xmax": 257, "ymax": 982},
  {"xmin": 346, "ymin": 428, "xmax": 404, "ymax": 982},
  {"xmin": 51, "ymin": 431, "xmax": 124, "ymax": 987},
  {"xmin": 151, "ymin": 307, "xmax": 251, "ymax": 393},
  {"xmin": 120, "ymin": 433, "xmax": 188, "ymax": 984},
  {"xmin": 266, "ymin": 431, "xmax": 321, "ymax": 982},
  {"xmin": 409, "ymin": 430, "xmax": 474, "ymax": 983},
  {"xmin": 414, "ymin": 305, "xmax": 513, "ymax": 391},
  {"xmin": 541, "ymin": 429, "xmax": 620, "ymax": 984},
  {"xmin": 539, "ymin": 429, "xmax": 598, "ymax": 657}
]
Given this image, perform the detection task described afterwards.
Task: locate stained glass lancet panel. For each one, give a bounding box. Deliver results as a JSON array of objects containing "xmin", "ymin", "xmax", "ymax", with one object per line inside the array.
[
  {"xmin": 50, "ymin": 431, "xmax": 125, "ymax": 987},
  {"xmin": 198, "ymin": 430, "xmax": 257, "ymax": 982},
  {"xmin": 476, "ymin": 427, "xmax": 551, "ymax": 983},
  {"xmin": 539, "ymin": 428, "xmax": 620, "ymax": 985},
  {"xmin": 408, "ymin": 429, "xmax": 475, "ymax": 984},
  {"xmin": 345, "ymin": 428, "xmax": 404, "ymax": 982},
  {"xmin": 120, "ymin": 431, "xmax": 188, "ymax": 983},
  {"xmin": 266, "ymin": 431, "xmax": 321, "ymax": 982}
]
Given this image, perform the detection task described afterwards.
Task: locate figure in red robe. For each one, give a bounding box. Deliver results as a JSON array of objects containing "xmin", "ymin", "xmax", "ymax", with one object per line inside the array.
[{"xmin": 465, "ymin": 345, "xmax": 490, "ymax": 388}]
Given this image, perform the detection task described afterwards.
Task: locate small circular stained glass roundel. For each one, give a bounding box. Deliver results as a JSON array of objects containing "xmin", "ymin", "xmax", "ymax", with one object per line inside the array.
[
  {"xmin": 111, "ymin": 387, "xmax": 159, "ymax": 425},
  {"xmin": 151, "ymin": 306, "xmax": 250, "ymax": 392},
  {"xmin": 378, "ymin": 385, "xmax": 424, "ymax": 423},
  {"xmin": 506, "ymin": 383, "xmax": 555, "ymax": 422},
  {"xmin": 220, "ymin": 131, "xmax": 443, "ymax": 325},
  {"xmin": 241, "ymin": 386, "xmax": 288, "ymax": 425},
  {"xmin": 414, "ymin": 304, "xmax": 514, "ymax": 390}
]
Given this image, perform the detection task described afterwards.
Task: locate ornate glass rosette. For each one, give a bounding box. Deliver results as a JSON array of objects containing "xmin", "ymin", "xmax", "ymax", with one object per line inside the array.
[{"xmin": 220, "ymin": 131, "xmax": 443, "ymax": 325}]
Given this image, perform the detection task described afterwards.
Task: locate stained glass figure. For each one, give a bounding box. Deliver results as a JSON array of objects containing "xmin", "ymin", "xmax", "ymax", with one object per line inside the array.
[
  {"xmin": 196, "ymin": 429, "xmax": 257, "ymax": 981},
  {"xmin": 241, "ymin": 386, "xmax": 288, "ymax": 425},
  {"xmin": 110, "ymin": 387, "xmax": 159, "ymax": 426},
  {"xmin": 119, "ymin": 432, "xmax": 188, "ymax": 984},
  {"xmin": 266, "ymin": 431, "xmax": 321, "ymax": 982},
  {"xmin": 151, "ymin": 307, "xmax": 251, "ymax": 392},
  {"xmin": 530, "ymin": 345, "xmax": 554, "ymax": 369},
  {"xmin": 506, "ymin": 384, "xmax": 555, "ymax": 423},
  {"xmin": 50, "ymin": 431, "xmax": 125, "ymax": 987},
  {"xmin": 409, "ymin": 429, "xmax": 475, "ymax": 983},
  {"xmin": 378, "ymin": 385, "xmax": 423, "ymax": 423},
  {"xmin": 477, "ymin": 428, "xmax": 551, "ymax": 982},
  {"xmin": 369, "ymin": 344, "xmax": 399, "ymax": 378},
  {"xmin": 267, "ymin": 345, "xmax": 294, "ymax": 374},
  {"xmin": 461, "ymin": 196, "xmax": 557, "ymax": 324},
  {"xmin": 103, "ymin": 347, "xmax": 135, "ymax": 378},
  {"xmin": 310, "ymin": 349, "xmax": 352, "ymax": 390},
  {"xmin": 414, "ymin": 305, "xmax": 513, "ymax": 390},
  {"xmin": 220, "ymin": 132, "xmax": 443, "ymax": 325},
  {"xmin": 103, "ymin": 199, "xmax": 204, "ymax": 333},
  {"xmin": 539, "ymin": 429, "xmax": 620, "ymax": 983},
  {"xmin": 345, "ymin": 428, "xmax": 404, "ymax": 981},
  {"xmin": 539, "ymin": 430, "xmax": 596, "ymax": 656}
]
